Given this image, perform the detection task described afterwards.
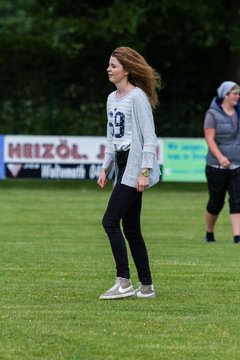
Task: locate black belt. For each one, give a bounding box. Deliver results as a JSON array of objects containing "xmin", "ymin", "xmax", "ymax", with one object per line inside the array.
[{"xmin": 115, "ymin": 149, "xmax": 129, "ymax": 166}]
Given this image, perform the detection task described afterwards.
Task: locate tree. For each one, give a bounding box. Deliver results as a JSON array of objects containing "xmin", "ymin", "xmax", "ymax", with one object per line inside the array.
[{"xmin": 0, "ymin": 0, "xmax": 239, "ymax": 136}]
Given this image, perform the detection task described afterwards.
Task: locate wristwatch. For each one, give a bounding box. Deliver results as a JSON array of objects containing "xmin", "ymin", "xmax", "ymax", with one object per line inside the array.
[{"xmin": 141, "ymin": 169, "xmax": 150, "ymax": 177}]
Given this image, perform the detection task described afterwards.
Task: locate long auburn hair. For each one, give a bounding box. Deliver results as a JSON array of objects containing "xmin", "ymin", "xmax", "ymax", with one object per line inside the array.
[{"xmin": 111, "ymin": 46, "xmax": 162, "ymax": 109}]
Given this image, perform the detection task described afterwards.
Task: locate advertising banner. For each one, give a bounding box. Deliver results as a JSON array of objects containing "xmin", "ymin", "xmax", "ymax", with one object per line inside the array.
[
  {"xmin": 4, "ymin": 135, "xmax": 106, "ymax": 180},
  {"xmin": 162, "ymin": 138, "xmax": 207, "ymax": 182},
  {"xmin": 4, "ymin": 135, "xmax": 164, "ymax": 180},
  {"xmin": 0, "ymin": 136, "xmax": 4, "ymax": 179}
]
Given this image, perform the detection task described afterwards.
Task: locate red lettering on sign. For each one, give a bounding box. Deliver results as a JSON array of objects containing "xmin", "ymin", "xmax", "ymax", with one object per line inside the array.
[
  {"xmin": 72, "ymin": 145, "xmax": 81, "ymax": 159},
  {"xmin": 42, "ymin": 144, "xmax": 54, "ymax": 159},
  {"xmin": 56, "ymin": 143, "xmax": 71, "ymax": 159},
  {"xmin": 9, "ymin": 143, "xmax": 21, "ymax": 158},
  {"xmin": 97, "ymin": 144, "xmax": 106, "ymax": 160},
  {"xmin": 35, "ymin": 144, "xmax": 41, "ymax": 158},
  {"xmin": 24, "ymin": 144, "xmax": 33, "ymax": 158},
  {"xmin": 8, "ymin": 141, "xmax": 91, "ymax": 160}
]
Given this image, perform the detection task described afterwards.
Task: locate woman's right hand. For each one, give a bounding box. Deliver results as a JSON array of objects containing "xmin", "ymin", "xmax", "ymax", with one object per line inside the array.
[
  {"xmin": 97, "ymin": 168, "xmax": 108, "ymax": 189},
  {"xmin": 218, "ymin": 155, "xmax": 230, "ymax": 168}
]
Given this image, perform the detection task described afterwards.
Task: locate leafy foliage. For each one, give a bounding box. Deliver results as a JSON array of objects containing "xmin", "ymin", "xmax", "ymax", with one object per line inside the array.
[{"xmin": 0, "ymin": 0, "xmax": 239, "ymax": 136}]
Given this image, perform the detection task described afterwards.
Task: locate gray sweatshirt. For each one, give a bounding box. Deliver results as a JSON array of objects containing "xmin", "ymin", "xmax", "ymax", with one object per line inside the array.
[{"xmin": 102, "ymin": 87, "xmax": 160, "ymax": 188}]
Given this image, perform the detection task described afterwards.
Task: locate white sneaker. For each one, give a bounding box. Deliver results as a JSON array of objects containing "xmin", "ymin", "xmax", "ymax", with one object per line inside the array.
[
  {"xmin": 135, "ymin": 283, "xmax": 156, "ymax": 298},
  {"xmin": 99, "ymin": 277, "xmax": 135, "ymax": 300}
]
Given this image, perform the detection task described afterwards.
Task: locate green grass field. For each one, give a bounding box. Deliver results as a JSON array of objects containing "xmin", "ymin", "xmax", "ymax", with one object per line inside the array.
[{"xmin": 0, "ymin": 180, "xmax": 239, "ymax": 360}]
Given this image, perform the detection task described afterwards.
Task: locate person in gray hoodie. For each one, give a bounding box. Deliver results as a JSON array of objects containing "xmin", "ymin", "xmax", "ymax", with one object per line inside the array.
[
  {"xmin": 204, "ymin": 81, "xmax": 240, "ymax": 243},
  {"xmin": 97, "ymin": 47, "xmax": 161, "ymax": 299}
]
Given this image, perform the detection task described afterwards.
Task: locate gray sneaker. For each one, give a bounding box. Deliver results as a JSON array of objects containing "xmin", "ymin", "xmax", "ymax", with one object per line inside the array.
[
  {"xmin": 99, "ymin": 277, "xmax": 135, "ymax": 300},
  {"xmin": 135, "ymin": 283, "xmax": 156, "ymax": 298}
]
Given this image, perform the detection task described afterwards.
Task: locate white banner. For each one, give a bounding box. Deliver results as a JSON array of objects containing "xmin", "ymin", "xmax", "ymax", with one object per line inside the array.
[
  {"xmin": 4, "ymin": 135, "xmax": 163, "ymax": 164},
  {"xmin": 4, "ymin": 135, "xmax": 107, "ymax": 164},
  {"xmin": 4, "ymin": 135, "xmax": 163, "ymax": 179}
]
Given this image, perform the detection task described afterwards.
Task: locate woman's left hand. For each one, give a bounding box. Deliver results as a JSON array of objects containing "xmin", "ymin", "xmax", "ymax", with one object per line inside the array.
[
  {"xmin": 136, "ymin": 174, "xmax": 149, "ymax": 192},
  {"xmin": 97, "ymin": 168, "xmax": 108, "ymax": 189}
]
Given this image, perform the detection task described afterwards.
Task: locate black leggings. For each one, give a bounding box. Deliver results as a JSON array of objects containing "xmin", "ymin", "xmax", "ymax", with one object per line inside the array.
[
  {"xmin": 206, "ymin": 165, "xmax": 240, "ymax": 215},
  {"xmin": 102, "ymin": 157, "xmax": 152, "ymax": 285}
]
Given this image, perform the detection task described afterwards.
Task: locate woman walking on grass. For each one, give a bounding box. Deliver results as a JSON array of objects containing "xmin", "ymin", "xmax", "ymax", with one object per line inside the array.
[
  {"xmin": 97, "ymin": 46, "xmax": 161, "ymax": 300},
  {"xmin": 204, "ymin": 81, "xmax": 240, "ymax": 244}
]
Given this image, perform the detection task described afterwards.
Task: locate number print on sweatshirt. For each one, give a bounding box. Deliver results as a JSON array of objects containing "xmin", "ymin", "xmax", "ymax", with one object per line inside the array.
[{"xmin": 109, "ymin": 109, "xmax": 125, "ymax": 138}]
